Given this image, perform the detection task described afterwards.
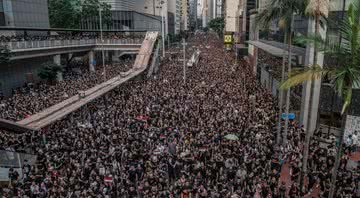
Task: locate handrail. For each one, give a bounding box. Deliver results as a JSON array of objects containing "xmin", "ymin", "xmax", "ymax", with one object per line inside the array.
[
  {"xmin": 147, "ymin": 39, "xmax": 161, "ymax": 78},
  {"xmin": 4, "ymin": 38, "xmax": 143, "ymax": 50}
]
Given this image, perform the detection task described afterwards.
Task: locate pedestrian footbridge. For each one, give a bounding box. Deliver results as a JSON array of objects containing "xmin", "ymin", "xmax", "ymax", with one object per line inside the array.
[
  {"xmin": 0, "ymin": 32, "xmax": 159, "ymax": 132},
  {"xmin": 2, "ymin": 38, "xmax": 142, "ymax": 60}
]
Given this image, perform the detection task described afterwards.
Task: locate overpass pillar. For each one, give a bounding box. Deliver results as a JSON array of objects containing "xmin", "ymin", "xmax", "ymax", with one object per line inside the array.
[
  {"xmin": 112, "ymin": 51, "xmax": 120, "ymax": 62},
  {"xmin": 105, "ymin": 51, "xmax": 110, "ymax": 62},
  {"xmin": 89, "ymin": 51, "xmax": 95, "ymax": 72},
  {"xmin": 53, "ymin": 55, "xmax": 63, "ymax": 81}
]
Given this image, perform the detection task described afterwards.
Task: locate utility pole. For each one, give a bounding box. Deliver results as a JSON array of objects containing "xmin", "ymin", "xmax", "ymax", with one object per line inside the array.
[
  {"xmin": 99, "ymin": 8, "xmax": 106, "ymax": 82},
  {"xmin": 182, "ymin": 38, "xmax": 187, "ymax": 84},
  {"xmin": 161, "ymin": 3, "xmax": 166, "ymax": 57},
  {"xmin": 153, "ymin": 0, "xmax": 156, "ymax": 15}
]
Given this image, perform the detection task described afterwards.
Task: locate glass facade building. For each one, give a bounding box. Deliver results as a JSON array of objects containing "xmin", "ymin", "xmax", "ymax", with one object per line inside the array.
[{"xmin": 0, "ymin": 0, "xmax": 49, "ymax": 28}]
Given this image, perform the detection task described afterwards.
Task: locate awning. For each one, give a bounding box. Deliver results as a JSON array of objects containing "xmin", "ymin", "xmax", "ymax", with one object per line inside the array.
[{"xmin": 247, "ymin": 39, "xmax": 306, "ymax": 58}]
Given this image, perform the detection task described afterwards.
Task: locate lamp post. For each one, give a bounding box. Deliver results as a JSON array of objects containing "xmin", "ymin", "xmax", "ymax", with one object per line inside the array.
[
  {"xmin": 161, "ymin": 2, "xmax": 166, "ymax": 57},
  {"xmin": 182, "ymin": 38, "xmax": 187, "ymax": 84},
  {"xmin": 153, "ymin": 0, "xmax": 156, "ymax": 15},
  {"xmin": 99, "ymin": 7, "xmax": 106, "ymax": 82}
]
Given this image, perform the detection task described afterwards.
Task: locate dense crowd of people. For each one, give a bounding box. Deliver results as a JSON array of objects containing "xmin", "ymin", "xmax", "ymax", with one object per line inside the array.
[
  {"xmin": 0, "ymin": 59, "xmax": 134, "ymax": 121},
  {"xmin": 258, "ymin": 49, "xmax": 303, "ymax": 111},
  {"xmin": 0, "ymin": 33, "xmax": 358, "ymax": 198},
  {"xmin": 257, "ymin": 47, "xmax": 359, "ymax": 197},
  {"xmin": 1, "ymin": 33, "xmax": 278, "ymax": 197}
]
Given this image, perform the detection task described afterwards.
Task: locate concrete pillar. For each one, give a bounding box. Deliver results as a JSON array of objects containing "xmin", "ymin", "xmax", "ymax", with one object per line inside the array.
[
  {"xmin": 105, "ymin": 51, "xmax": 110, "ymax": 62},
  {"xmin": 89, "ymin": 51, "xmax": 95, "ymax": 72},
  {"xmin": 112, "ymin": 51, "xmax": 121, "ymax": 62},
  {"xmin": 108, "ymin": 51, "xmax": 113, "ymax": 63},
  {"xmin": 53, "ymin": 55, "xmax": 63, "ymax": 81},
  {"xmin": 249, "ymin": 13, "xmax": 259, "ymax": 75},
  {"xmin": 300, "ymin": 18, "xmax": 327, "ymax": 133}
]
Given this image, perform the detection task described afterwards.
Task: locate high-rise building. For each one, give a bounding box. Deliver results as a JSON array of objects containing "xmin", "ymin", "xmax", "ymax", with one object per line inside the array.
[
  {"xmin": 189, "ymin": 0, "xmax": 198, "ymax": 30},
  {"xmin": 180, "ymin": 0, "xmax": 190, "ymax": 31},
  {"xmin": 168, "ymin": 0, "xmax": 181, "ymax": 34},
  {"xmin": 198, "ymin": 0, "xmax": 222, "ymax": 28},
  {"xmin": 100, "ymin": 0, "xmax": 186, "ymax": 35},
  {"xmin": 99, "ymin": 0, "xmax": 164, "ymax": 32},
  {"xmin": 224, "ymin": 0, "xmax": 241, "ymax": 32},
  {"xmin": 0, "ymin": 0, "xmax": 49, "ymax": 28},
  {"xmin": 215, "ymin": 0, "xmax": 223, "ymax": 18},
  {"xmin": 200, "ymin": 0, "xmax": 208, "ymax": 27}
]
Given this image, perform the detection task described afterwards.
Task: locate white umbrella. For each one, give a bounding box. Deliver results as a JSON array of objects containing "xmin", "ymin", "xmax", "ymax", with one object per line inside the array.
[{"xmin": 224, "ymin": 134, "xmax": 239, "ymax": 141}]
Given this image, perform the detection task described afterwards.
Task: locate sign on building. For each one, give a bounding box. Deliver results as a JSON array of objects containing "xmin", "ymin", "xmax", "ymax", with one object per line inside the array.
[
  {"xmin": 224, "ymin": 34, "xmax": 233, "ymax": 44},
  {"xmin": 224, "ymin": 34, "xmax": 233, "ymax": 51}
]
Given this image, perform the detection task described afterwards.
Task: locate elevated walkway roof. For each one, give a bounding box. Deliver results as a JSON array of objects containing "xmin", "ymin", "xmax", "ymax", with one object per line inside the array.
[{"xmin": 247, "ymin": 39, "xmax": 306, "ymax": 58}]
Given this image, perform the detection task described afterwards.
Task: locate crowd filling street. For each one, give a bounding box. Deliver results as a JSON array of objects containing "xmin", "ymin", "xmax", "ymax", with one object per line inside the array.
[
  {"xmin": 0, "ymin": 33, "xmax": 359, "ymax": 197},
  {"xmin": 0, "ymin": 59, "xmax": 134, "ymax": 121}
]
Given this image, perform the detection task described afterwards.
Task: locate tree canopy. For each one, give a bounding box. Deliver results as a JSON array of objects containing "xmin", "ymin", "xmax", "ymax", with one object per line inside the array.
[
  {"xmin": 208, "ymin": 17, "xmax": 224, "ymax": 36},
  {"xmin": 38, "ymin": 62, "xmax": 63, "ymax": 82},
  {"xmin": 48, "ymin": 0, "xmax": 112, "ymax": 29},
  {"xmin": 0, "ymin": 45, "xmax": 12, "ymax": 64}
]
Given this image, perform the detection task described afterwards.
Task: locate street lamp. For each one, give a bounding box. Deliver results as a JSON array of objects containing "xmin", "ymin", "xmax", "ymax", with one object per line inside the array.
[
  {"xmin": 99, "ymin": 7, "xmax": 106, "ymax": 82},
  {"xmin": 182, "ymin": 38, "xmax": 187, "ymax": 84},
  {"xmin": 160, "ymin": 1, "xmax": 166, "ymax": 57}
]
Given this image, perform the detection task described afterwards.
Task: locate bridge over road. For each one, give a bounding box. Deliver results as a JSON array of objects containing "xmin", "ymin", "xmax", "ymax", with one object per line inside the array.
[
  {"xmin": 0, "ymin": 32, "xmax": 159, "ymax": 132},
  {"xmin": 2, "ymin": 38, "xmax": 142, "ymax": 60}
]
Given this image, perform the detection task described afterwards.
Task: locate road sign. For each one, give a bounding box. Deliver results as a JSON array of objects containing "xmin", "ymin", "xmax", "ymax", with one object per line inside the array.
[
  {"xmin": 224, "ymin": 34, "xmax": 233, "ymax": 44},
  {"xmin": 91, "ymin": 60, "xmax": 96, "ymax": 65},
  {"xmin": 225, "ymin": 44, "xmax": 232, "ymax": 51}
]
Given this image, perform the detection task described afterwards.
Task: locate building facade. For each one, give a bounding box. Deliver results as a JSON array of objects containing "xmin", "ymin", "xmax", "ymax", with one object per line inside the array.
[
  {"xmin": 168, "ymin": 0, "xmax": 181, "ymax": 34},
  {"xmin": 189, "ymin": 0, "xmax": 198, "ymax": 30},
  {"xmin": 180, "ymin": 0, "xmax": 190, "ymax": 31},
  {"xmin": 0, "ymin": 0, "xmax": 49, "ymax": 28},
  {"xmin": 224, "ymin": 0, "xmax": 241, "ymax": 32},
  {"xmin": 99, "ymin": 0, "xmax": 165, "ymax": 33},
  {"xmin": 100, "ymin": 0, "xmax": 183, "ymax": 35},
  {"xmin": 215, "ymin": 0, "xmax": 223, "ymax": 18}
]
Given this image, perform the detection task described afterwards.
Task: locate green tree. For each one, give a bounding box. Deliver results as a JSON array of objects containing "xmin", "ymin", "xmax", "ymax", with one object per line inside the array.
[
  {"xmin": 0, "ymin": 45, "xmax": 12, "ymax": 64},
  {"xmin": 208, "ymin": 17, "xmax": 225, "ymax": 36},
  {"xmin": 257, "ymin": 0, "xmax": 306, "ymax": 147},
  {"xmin": 48, "ymin": 0, "xmax": 112, "ymax": 29},
  {"xmin": 38, "ymin": 62, "xmax": 63, "ymax": 83},
  {"xmin": 48, "ymin": 0, "xmax": 81, "ymax": 29},
  {"xmin": 81, "ymin": 0, "xmax": 112, "ymax": 28},
  {"xmin": 280, "ymin": 1, "xmax": 360, "ymax": 197}
]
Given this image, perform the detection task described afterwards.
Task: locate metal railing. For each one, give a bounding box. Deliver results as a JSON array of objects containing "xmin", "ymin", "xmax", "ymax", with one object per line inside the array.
[
  {"xmin": 147, "ymin": 39, "xmax": 161, "ymax": 78},
  {"xmin": 2, "ymin": 38, "xmax": 143, "ymax": 50}
]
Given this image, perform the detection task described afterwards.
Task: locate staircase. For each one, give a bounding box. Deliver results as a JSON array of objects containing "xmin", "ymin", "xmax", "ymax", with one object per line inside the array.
[{"xmin": 133, "ymin": 32, "xmax": 159, "ymax": 70}]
